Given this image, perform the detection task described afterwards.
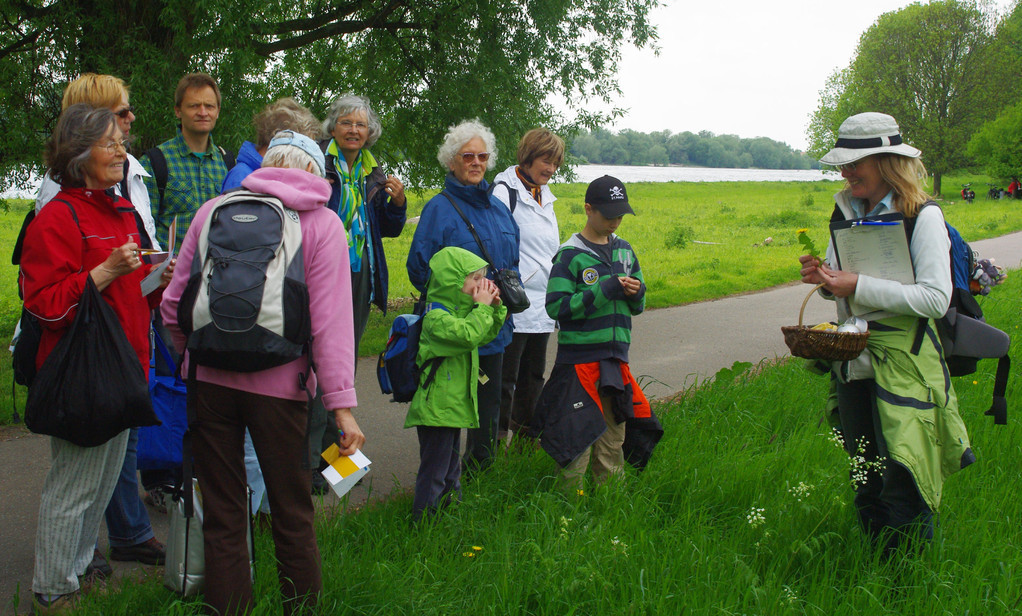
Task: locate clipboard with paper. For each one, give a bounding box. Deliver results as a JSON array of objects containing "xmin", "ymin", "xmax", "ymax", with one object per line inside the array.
[{"xmin": 828, "ymin": 212, "xmax": 915, "ymax": 284}]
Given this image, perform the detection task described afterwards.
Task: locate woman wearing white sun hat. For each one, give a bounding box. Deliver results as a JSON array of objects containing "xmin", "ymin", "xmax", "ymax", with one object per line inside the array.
[{"xmin": 797, "ymin": 112, "xmax": 972, "ymax": 556}]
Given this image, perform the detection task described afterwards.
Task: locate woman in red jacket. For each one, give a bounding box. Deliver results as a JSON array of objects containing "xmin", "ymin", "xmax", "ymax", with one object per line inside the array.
[{"xmin": 21, "ymin": 104, "xmax": 175, "ymax": 613}]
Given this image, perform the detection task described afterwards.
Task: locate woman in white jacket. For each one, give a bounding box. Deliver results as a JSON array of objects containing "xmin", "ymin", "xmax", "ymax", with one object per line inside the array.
[{"xmin": 490, "ymin": 128, "xmax": 565, "ymax": 444}]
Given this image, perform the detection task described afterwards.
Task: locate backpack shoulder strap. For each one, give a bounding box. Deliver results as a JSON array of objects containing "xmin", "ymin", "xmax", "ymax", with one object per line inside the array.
[
  {"xmin": 416, "ymin": 301, "xmax": 452, "ymax": 390},
  {"xmin": 440, "ymin": 191, "xmax": 496, "ymax": 270},
  {"xmin": 902, "ymin": 200, "xmax": 938, "ymax": 241},
  {"xmin": 12, "ymin": 209, "xmax": 35, "ymax": 266},
  {"xmin": 217, "ymin": 144, "xmax": 236, "ymax": 170},
  {"xmin": 145, "ymin": 146, "xmax": 169, "ymax": 218},
  {"xmin": 487, "ymin": 180, "xmax": 517, "ymax": 214}
]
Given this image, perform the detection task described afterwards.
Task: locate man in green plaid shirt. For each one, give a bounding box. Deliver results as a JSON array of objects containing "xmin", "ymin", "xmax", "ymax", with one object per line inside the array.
[{"xmin": 141, "ymin": 72, "xmax": 231, "ymax": 248}]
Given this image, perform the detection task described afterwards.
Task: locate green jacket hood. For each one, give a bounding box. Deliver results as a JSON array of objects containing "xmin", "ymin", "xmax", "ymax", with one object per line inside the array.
[{"xmin": 426, "ymin": 246, "xmax": 489, "ymax": 312}]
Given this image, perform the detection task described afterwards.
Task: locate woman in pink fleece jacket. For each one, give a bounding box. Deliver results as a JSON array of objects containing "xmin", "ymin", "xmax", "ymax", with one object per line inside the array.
[{"xmin": 161, "ymin": 131, "xmax": 363, "ymax": 616}]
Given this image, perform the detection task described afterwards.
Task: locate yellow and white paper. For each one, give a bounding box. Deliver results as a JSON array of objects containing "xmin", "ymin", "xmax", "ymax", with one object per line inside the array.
[{"xmin": 320, "ymin": 445, "xmax": 371, "ymax": 498}]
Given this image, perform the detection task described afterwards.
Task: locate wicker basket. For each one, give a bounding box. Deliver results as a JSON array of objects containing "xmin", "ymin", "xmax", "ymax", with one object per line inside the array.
[{"xmin": 781, "ymin": 283, "xmax": 869, "ymax": 361}]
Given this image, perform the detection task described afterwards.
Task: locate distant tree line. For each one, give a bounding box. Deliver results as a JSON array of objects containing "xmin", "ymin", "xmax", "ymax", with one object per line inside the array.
[
  {"xmin": 570, "ymin": 128, "xmax": 818, "ymax": 169},
  {"xmin": 809, "ymin": 0, "xmax": 1022, "ymax": 195}
]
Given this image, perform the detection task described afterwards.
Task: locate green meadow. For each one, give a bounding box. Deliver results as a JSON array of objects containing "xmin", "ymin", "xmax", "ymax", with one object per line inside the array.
[
  {"xmin": 3, "ymin": 174, "xmax": 1022, "ymax": 614},
  {"xmin": 10, "ymin": 223, "xmax": 1022, "ymax": 615},
  {"xmin": 2, "ymin": 172, "xmax": 1021, "ymax": 424}
]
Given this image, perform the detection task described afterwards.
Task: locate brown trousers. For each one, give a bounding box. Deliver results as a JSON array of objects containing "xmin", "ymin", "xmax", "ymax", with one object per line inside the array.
[{"xmin": 193, "ymin": 381, "xmax": 321, "ymax": 616}]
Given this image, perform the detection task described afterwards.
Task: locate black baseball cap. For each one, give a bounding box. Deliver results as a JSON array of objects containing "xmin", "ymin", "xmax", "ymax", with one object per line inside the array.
[{"xmin": 585, "ymin": 175, "xmax": 635, "ymax": 217}]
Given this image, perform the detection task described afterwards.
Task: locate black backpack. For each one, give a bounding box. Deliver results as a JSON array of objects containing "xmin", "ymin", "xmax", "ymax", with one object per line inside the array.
[{"xmin": 176, "ymin": 189, "xmax": 310, "ymax": 372}]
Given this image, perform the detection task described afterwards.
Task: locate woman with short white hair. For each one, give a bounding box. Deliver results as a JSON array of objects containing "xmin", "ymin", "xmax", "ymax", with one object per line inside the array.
[{"xmin": 407, "ymin": 118, "xmax": 519, "ymax": 475}]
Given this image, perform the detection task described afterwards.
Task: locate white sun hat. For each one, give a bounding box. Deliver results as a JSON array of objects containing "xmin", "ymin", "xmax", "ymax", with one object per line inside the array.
[{"xmin": 819, "ymin": 112, "xmax": 921, "ymax": 166}]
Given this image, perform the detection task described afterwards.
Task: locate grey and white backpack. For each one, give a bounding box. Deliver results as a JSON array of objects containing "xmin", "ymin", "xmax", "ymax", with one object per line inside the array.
[{"xmin": 177, "ymin": 189, "xmax": 310, "ymax": 372}]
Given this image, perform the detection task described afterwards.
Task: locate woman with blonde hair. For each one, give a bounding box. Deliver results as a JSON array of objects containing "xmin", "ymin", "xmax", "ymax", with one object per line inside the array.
[{"xmin": 798, "ymin": 112, "xmax": 971, "ymax": 555}]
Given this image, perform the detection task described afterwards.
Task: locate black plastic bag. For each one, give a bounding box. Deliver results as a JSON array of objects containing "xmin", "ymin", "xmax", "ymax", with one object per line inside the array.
[{"xmin": 25, "ymin": 276, "xmax": 159, "ymax": 447}]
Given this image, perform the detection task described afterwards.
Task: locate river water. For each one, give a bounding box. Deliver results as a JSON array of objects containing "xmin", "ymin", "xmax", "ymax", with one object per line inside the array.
[
  {"xmin": 3, "ymin": 164, "xmax": 841, "ymax": 199},
  {"xmin": 560, "ymin": 164, "xmax": 842, "ymax": 184}
]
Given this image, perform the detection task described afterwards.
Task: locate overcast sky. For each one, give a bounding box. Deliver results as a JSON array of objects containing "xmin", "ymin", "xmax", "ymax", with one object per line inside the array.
[{"xmin": 568, "ymin": 0, "xmax": 1015, "ymax": 151}]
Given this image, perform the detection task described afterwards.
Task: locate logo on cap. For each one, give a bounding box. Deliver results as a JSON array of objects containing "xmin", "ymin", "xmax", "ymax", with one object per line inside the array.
[{"xmin": 609, "ymin": 186, "xmax": 625, "ymax": 200}]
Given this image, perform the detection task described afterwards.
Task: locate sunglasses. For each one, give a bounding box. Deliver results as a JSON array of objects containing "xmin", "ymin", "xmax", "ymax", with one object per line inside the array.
[
  {"xmin": 837, "ymin": 162, "xmax": 857, "ymax": 172},
  {"xmin": 115, "ymin": 105, "xmax": 135, "ymax": 119},
  {"xmin": 460, "ymin": 152, "xmax": 490, "ymax": 163}
]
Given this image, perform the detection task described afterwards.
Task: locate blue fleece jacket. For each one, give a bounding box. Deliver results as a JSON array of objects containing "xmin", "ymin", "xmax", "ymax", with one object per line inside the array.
[
  {"xmin": 220, "ymin": 141, "xmax": 262, "ymax": 192},
  {"xmin": 407, "ymin": 173, "xmax": 520, "ymax": 355}
]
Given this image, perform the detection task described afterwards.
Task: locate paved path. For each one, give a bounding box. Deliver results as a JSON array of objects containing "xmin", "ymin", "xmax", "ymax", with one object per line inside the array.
[{"xmin": 3, "ymin": 232, "xmax": 1020, "ymax": 612}]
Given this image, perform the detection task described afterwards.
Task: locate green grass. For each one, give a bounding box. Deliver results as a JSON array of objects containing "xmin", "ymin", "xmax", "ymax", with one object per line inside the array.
[
  {"xmin": 4, "ymin": 173, "xmax": 1022, "ymax": 424},
  {"xmin": 27, "ymin": 257, "xmax": 1022, "ymax": 615}
]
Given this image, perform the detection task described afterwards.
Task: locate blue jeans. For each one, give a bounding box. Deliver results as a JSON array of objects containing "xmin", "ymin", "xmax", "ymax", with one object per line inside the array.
[{"xmin": 104, "ymin": 428, "xmax": 155, "ymax": 547}]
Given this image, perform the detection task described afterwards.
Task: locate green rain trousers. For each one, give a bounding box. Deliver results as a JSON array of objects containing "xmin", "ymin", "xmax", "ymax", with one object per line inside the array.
[{"xmin": 832, "ymin": 314, "xmax": 974, "ymax": 511}]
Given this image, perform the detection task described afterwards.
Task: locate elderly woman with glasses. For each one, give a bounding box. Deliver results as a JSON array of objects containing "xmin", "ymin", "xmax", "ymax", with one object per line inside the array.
[
  {"xmin": 22, "ymin": 103, "xmax": 175, "ymax": 613},
  {"xmin": 798, "ymin": 112, "xmax": 972, "ymax": 556},
  {"xmin": 29, "ymin": 73, "xmax": 168, "ymax": 580},
  {"xmin": 319, "ymin": 93, "xmax": 407, "ymax": 349},
  {"xmin": 407, "ymin": 118, "xmax": 520, "ymax": 476},
  {"xmin": 307, "ymin": 94, "xmax": 407, "ymax": 492}
]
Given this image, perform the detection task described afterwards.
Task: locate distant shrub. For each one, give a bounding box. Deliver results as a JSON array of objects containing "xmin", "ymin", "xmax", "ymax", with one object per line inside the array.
[
  {"xmin": 720, "ymin": 204, "xmax": 736, "ymax": 214},
  {"xmin": 800, "ymin": 193, "xmax": 815, "ymax": 207},
  {"xmin": 760, "ymin": 209, "xmax": 813, "ymax": 228},
  {"xmin": 665, "ymin": 225, "xmax": 693, "ymax": 249}
]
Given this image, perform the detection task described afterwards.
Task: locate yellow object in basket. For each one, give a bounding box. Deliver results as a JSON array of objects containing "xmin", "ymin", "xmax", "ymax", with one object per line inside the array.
[{"xmin": 811, "ymin": 322, "xmax": 838, "ymax": 331}]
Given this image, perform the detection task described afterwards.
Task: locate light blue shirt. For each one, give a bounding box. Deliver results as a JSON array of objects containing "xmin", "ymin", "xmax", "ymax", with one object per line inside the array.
[{"xmin": 849, "ymin": 190, "xmax": 896, "ymax": 218}]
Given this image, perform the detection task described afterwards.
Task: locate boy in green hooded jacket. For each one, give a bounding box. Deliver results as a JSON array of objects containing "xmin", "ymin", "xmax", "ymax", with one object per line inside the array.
[{"xmin": 405, "ymin": 246, "xmax": 507, "ymax": 520}]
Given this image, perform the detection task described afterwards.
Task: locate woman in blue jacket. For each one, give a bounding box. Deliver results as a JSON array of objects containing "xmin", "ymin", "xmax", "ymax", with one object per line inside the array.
[{"xmin": 407, "ymin": 118, "xmax": 520, "ymax": 473}]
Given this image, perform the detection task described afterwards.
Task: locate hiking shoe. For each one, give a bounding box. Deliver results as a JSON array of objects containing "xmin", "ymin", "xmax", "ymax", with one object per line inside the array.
[
  {"xmin": 32, "ymin": 591, "xmax": 80, "ymax": 614},
  {"xmin": 77, "ymin": 565, "xmax": 108, "ymax": 595},
  {"xmin": 110, "ymin": 537, "xmax": 166, "ymax": 566},
  {"xmin": 86, "ymin": 548, "xmax": 112, "ymax": 579}
]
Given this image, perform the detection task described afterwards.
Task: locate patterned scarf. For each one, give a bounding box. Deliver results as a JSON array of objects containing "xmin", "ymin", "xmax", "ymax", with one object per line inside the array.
[
  {"xmin": 515, "ymin": 166, "xmax": 544, "ymax": 205},
  {"xmin": 327, "ymin": 139, "xmax": 374, "ymax": 272}
]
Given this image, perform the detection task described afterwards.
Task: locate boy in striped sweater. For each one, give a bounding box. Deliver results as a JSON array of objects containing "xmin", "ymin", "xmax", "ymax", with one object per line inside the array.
[{"xmin": 536, "ymin": 175, "xmax": 657, "ymax": 488}]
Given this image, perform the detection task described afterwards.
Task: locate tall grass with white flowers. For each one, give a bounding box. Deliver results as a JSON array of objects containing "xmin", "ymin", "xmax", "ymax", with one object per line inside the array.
[{"xmin": 32, "ymin": 274, "xmax": 1022, "ymax": 615}]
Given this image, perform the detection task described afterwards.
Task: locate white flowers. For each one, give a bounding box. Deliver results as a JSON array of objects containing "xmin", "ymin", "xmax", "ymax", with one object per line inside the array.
[
  {"xmin": 559, "ymin": 516, "xmax": 572, "ymax": 538},
  {"xmin": 788, "ymin": 482, "xmax": 811, "ymax": 502},
  {"xmin": 610, "ymin": 536, "xmax": 628, "ymax": 555},
  {"xmin": 746, "ymin": 506, "xmax": 766, "ymax": 528},
  {"xmin": 848, "ymin": 436, "xmax": 886, "ymax": 489}
]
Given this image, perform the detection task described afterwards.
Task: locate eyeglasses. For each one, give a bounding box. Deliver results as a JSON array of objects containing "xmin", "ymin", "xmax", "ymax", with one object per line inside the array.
[
  {"xmin": 460, "ymin": 152, "xmax": 490, "ymax": 163},
  {"xmin": 336, "ymin": 120, "xmax": 368, "ymax": 131},
  {"xmin": 98, "ymin": 139, "xmax": 129, "ymax": 154},
  {"xmin": 114, "ymin": 106, "xmax": 135, "ymax": 119},
  {"xmin": 837, "ymin": 162, "xmax": 857, "ymax": 172}
]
